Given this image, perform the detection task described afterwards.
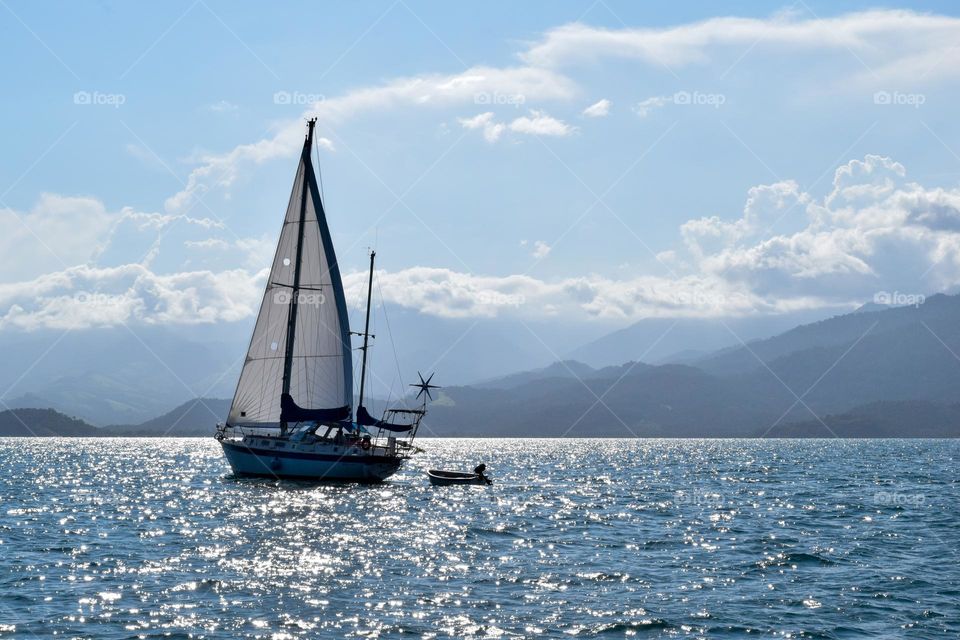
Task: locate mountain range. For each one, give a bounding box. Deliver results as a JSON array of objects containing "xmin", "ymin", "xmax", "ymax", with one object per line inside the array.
[
  {"xmin": 0, "ymin": 304, "xmax": 834, "ymax": 426},
  {"xmin": 565, "ymin": 308, "xmax": 839, "ymax": 367},
  {"xmin": 3, "ymin": 295, "xmax": 959, "ymax": 437},
  {"xmin": 425, "ymin": 294, "xmax": 960, "ymax": 437}
]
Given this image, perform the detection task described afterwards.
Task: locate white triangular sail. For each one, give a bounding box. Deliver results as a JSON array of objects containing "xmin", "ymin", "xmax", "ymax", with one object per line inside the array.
[{"xmin": 228, "ymin": 129, "xmax": 353, "ymax": 428}]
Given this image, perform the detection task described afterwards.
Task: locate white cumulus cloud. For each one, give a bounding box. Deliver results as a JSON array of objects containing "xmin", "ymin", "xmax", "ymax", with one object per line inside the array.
[
  {"xmin": 683, "ymin": 155, "xmax": 960, "ymax": 301},
  {"xmin": 458, "ymin": 112, "xmax": 506, "ymax": 143},
  {"xmin": 532, "ymin": 240, "xmax": 552, "ymax": 259},
  {"xmin": 459, "ymin": 110, "xmax": 575, "ymax": 142},
  {"xmin": 508, "ymin": 110, "xmax": 576, "ymax": 137},
  {"xmin": 0, "ymin": 263, "xmax": 265, "ymax": 331},
  {"xmin": 582, "ymin": 98, "xmax": 611, "ymax": 118},
  {"xmin": 634, "ymin": 95, "xmax": 670, "ymax": 118}
]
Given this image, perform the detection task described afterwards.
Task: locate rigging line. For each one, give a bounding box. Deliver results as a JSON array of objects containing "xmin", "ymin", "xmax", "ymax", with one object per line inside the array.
[
  {"xmin": 376, "ymin": 272, "xmax": 408, "ymax": 408},
  {"xmin": 314, "ymin": 131, "xmax": 326, "ymax": 207},
  {"xmin": 383, "ymin": 377, "xmax": 395, "ymax": 412},
  {"xmin": 375, "ymin": 291, "xmax": 397, "ymax": 411}
]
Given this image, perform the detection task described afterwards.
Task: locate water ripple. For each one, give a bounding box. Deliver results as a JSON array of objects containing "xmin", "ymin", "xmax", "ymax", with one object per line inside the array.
[{"xmin": 0, "ymin": 438, "xmax": 958, "ymax": 638}]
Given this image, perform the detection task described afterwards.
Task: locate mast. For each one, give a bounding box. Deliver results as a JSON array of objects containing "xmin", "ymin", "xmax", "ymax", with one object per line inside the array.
[
  {"xmin": 280, "ymin": 118, "xmax": 316, "ymax": 435},
  {"xmin": 357, "ymin": 250, "xmax": 376, "ymax": 413}
]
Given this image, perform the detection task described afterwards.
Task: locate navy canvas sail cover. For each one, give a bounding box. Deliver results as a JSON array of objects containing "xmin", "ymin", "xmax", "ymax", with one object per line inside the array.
[
  {"xmin": 280, "ymin": 393, "xmax": 351, "ymax": 423},
  {"xmin": 356, "ymin": 406, "xmax": 414, "ymax": 432}
]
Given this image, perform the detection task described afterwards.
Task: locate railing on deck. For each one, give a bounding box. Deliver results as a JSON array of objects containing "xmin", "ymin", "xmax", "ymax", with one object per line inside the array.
[{"xmin": 216, "ymin": 422, "xmax": 412, "ymax": 456}]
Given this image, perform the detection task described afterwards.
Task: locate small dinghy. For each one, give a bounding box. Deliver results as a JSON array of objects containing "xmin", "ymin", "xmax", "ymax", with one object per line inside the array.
[{"xmin": 428, "ymin": 468, "xmax": 492, "ymax": 486}]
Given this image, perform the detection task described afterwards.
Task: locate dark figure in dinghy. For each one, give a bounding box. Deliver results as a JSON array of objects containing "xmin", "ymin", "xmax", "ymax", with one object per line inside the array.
[{"xmin": 474, "ymin": 463, "xmax": 492, "ymax": 485}]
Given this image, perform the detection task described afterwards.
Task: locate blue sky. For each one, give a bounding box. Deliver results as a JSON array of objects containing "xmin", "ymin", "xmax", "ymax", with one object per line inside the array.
[{"xmin": 4, "ymin": 0, "xmax": 960, "ymax": 335}]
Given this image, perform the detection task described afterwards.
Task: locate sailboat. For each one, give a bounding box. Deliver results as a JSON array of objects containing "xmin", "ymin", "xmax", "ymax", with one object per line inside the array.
[{"xmin": 216, "ymin": 118, "xmax": 429, "ymax": 482}]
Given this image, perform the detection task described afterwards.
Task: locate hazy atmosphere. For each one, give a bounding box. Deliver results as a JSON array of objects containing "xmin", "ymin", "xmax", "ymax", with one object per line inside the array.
[
  {"xmin": 5, "ymin": 1, "xmax": 960, "ymax": 433},
  {"xmin": 2, "ymin": 3, "xmax": 960, "ymax": 637}
]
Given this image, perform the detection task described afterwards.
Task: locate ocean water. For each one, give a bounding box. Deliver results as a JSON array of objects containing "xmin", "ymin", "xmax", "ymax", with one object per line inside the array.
[{"xmin": 0, "ymin": 438, "xmax": 958, "ymax": 639}]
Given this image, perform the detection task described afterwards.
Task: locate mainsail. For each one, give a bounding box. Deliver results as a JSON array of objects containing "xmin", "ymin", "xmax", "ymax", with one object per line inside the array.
[{"xmin": 228, "ymin": 120, "xmax": 353, "ymax": 430}]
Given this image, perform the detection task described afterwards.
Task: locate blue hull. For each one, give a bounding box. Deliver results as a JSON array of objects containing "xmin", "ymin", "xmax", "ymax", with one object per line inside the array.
[{"xmin": 220, "ymin": 440, "xmax": 404, "ymax": 482}]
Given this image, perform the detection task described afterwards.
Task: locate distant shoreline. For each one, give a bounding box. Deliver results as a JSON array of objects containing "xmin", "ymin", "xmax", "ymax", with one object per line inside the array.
[
  {"xmin": 2, "ymin": 435, "xmax": 957, "ymax": 439},
  {"xmin": 4, "ymin": 406, "xmax": 959, "ymax": 439}
]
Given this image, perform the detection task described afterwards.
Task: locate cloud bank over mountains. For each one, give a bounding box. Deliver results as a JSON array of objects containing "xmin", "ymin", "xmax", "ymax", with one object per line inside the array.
[{"xmin": 4, "ymin": 153, "xmax": 959, "ymax": 329}]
